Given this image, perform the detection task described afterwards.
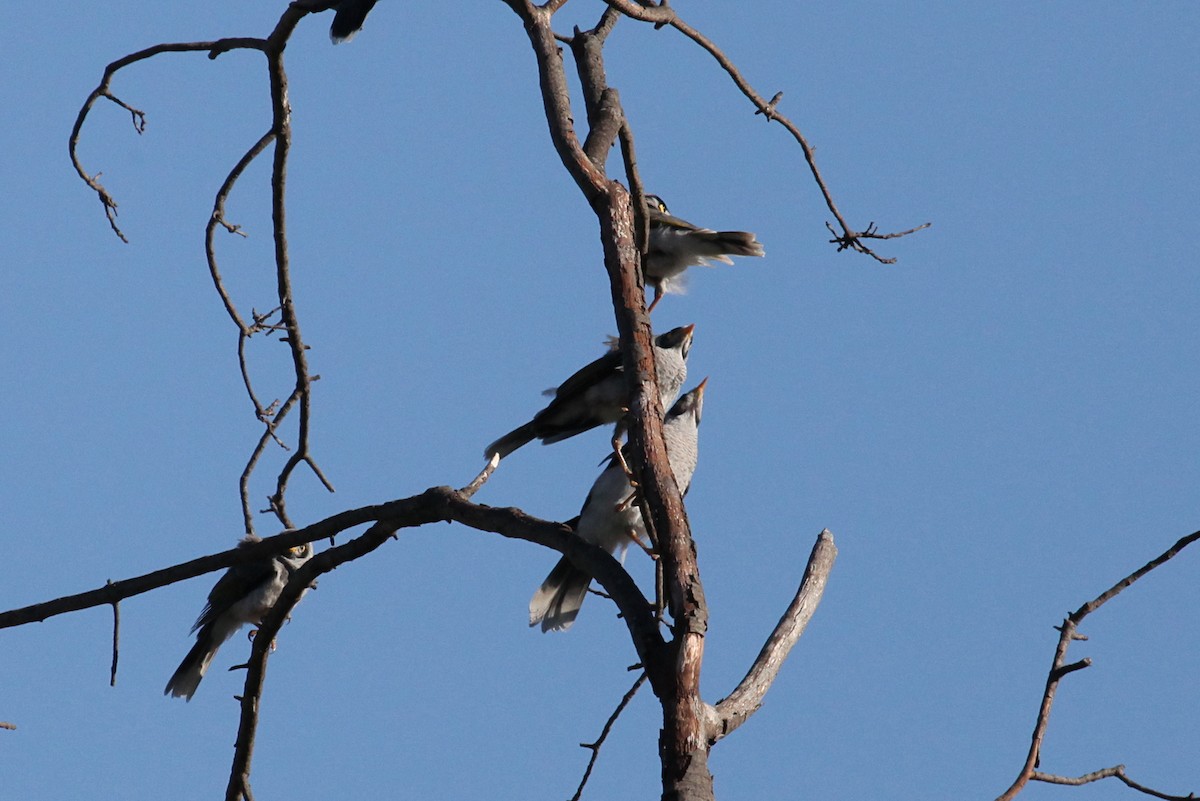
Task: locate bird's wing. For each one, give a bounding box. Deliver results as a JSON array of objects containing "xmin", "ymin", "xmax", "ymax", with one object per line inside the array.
[
  {"xmin": 547, "ymin": 349, "xmax": 622, "ymax": 406},
  {"xmin": 647, "ymin": 207, "xmax": 703, "ymax": 232},
  {"xmin": 191, "ymin": 558, "xmax": 280, "ymax": 633}
]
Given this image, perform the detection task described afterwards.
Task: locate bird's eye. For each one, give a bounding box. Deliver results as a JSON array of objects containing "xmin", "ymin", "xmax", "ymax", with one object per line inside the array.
[
  {"xmin": 289, "ymin": 544, "xmax": 309, "ymax": 557},
  {"xmin": 657, "ymin": 201, "xmax": 668, "ymax": 213}
]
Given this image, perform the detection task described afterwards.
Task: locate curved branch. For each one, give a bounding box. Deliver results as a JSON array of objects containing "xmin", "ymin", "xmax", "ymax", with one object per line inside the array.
[
  {"xmin": 206, "ymin": 130, "xmax": 277, "ymax": 333},
  {"xmin": 707, "ymin": 529, "xmax": 836, "ymax": 743},
  {"xmin": 601, "ymin": 0, "xmax": 928, "ymax": 263},
  {"xmin": 69, "ymin": 39, "xmax": 269, "ymax": 242},
  {"xmin": 0, "ymin": 487, "xmax": 666, "ymax": 678}
]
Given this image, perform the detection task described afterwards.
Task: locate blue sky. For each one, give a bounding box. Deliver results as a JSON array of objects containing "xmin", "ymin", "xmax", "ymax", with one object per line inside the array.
[{"xmin": 3, "ymin": 3, "xmax": 1199, "ymax": 799}]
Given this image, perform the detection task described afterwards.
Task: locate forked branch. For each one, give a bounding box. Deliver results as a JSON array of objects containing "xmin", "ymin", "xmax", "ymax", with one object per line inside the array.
[
  {"xmin": 995, "ymin": 529, "xmax": 1200, "ymax": 801},
  {"xmin": 70, "ymin": 5, "xmax": 333, "ymax": 539}
]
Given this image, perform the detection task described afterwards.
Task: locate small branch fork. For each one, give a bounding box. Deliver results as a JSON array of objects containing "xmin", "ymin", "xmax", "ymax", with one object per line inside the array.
[
  {"xmin": 69, "ymin": 6, "xmax": 332, "ymax": 541},
  {"xmin": 598, "ymin": 0, "xmax": 930, "ymax": 263},
  {"xmin": 995, "ymin": 530, "xmax": 1200, "ymax": 801}
]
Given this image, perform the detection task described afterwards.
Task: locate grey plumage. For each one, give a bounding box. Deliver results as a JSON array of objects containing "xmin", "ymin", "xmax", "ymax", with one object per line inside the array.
[
  {"xmin": 529, "ymin": 378, "xmax": 707, "ymax": 632},
  {"xmin": 164, "ymin": 539, "xmax": 313, "ymax": 701},
  {"xmin": 485, "ymin": 324, "xmax": 695, "ymax": 460},
  {"xmin": 643, "ymin": 194, "xmax": 765, "ymax": 311}
]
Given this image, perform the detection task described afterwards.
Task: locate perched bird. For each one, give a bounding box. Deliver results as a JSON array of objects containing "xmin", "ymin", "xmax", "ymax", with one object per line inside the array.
[
  {"xmin": 484, "ymin": 324, "xmax": 695, "ymax": 460},
  {"xmin": 164, "ymin": 539, "xmax": 314, "ymax": 701},
  {"xmin": 643, "ymin": 194, "xmax": 765, "ymax": 311},
  {"xmin": 529, "ymin": 378, "xmax": 707, "ymax": 632},
  {"xmin": 291, "ymin": 0, "xmax": 380, "ymax": 44}
]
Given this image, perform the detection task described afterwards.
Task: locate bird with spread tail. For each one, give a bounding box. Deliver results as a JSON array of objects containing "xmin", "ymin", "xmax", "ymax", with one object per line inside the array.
[
  {"xmin": 484, "ymin": 324, "xmax": 695, "ymax": 461},
  {"xmin": 529, "ymin": 378, "xmax": 706, "ymax": 632},
  {"xmin": 164, "ymin": 538, "xmax": 313, "ymax": 701},
  {"xmin": 643, "ymin": 194, "xmax": 764, "ymax": 311}
]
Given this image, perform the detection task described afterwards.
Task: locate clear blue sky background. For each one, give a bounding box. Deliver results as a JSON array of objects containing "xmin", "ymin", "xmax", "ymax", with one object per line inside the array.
[{"xmin": 3, "ymin": 3, "xmax": 1198, "ymax": 799}]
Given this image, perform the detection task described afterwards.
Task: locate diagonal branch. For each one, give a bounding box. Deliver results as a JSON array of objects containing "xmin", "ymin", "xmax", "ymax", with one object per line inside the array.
[
  {"xmin": 707, "ymin": 529, "xmax": 836, "ymax": 744},
  {"xmin": 571, "ymin": 671, "xmax": 648, "ymax": 801},
  {"xmin": 600, "ymin": 0, "xmax": 928, "ymax": 264},
  {"xmin": 995, "ymin": 529, "xmax": 1200, "ymax": 801}
]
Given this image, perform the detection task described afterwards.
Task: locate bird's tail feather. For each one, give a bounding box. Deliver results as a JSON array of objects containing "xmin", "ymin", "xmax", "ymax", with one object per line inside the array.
[
  {"xmin": 485, "ymin": 421, "xmax": 539, "ymax": 460},
  {"xmin": 529, "ymin": 557, "xmax": 592, "ymax": 633},
  {"xmin": 711, "ymin": 230, "xmax": 765, "ymax": 258},
  {"xmin": 164, "ymin": 635, "xmax": 217, "ymax": 701}
]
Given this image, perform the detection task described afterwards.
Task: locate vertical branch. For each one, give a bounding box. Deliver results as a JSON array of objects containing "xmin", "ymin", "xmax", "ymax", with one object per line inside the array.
[
  {"xmin": 260, "ymin": 11, "xmax": 335, "ymax": 529},
  {"xmin": 107, "ymin": 581, "xmax": 120, "ymax": 687},
  {"xmin": 504, "ymin": 4, "xmax": 714, "ymax": 797}
]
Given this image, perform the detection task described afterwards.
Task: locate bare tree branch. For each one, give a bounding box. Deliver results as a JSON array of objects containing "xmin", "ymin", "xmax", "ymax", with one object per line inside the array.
[
  {"xmin": 571, "ymin": 671, "xmax": 648, "ymax": 801},
  {"xmin": 69, "ymin": 38, "xmax": 271, "ymax": 243},
  {"xmin": 601, "ymin": 0, "xmax": 929, "ymax": 264},
  {"xmin": 995, "ymin": 529, "xmax": 1200, "ymax": 801},
  {"xmin": 107, "ymin": 581, "xmax": 120, "ymax": 687},
  {"xmin": 707, "ymin": 529, "xmax": 836, "ymax": 743},
  {"xmin": 71, "ymin": 6, "xmax": 336, "ymax": 541},
  {"xmin": 504, "ymin": 6, "xmax": 718, "ymax": 796},
  {"xmin": 1032, "ymin": 766, "xmax": 1197, "ymax": 801},
  {"xmin": 0, "ymin": 486, "xmax": 666, "ymax": 676}
]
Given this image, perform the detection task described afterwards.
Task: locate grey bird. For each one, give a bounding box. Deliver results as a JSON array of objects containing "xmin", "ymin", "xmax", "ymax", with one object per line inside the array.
[
  {"xmin": 643, "ymin": 194, "xmax": 765, "ymax": 312},
  {"xmin": 164, "ymin": 539, "xmax": 314, "ymax": 701},
  {"xmin": 484, "ymin": 324, "xmax": 695, "ymax": 460},
  {"xmin": 529, "ymin": 378, "xmax": 707, "ymax": 632},
  {"xmin": 291, "ymin": 0, "xmax": 380, "ymax": 44}
]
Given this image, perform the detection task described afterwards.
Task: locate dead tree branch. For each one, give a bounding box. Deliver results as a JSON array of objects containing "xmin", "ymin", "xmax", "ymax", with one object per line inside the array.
[
  {"xmin": 107, "ymin": 581, "xmax": 120, "ymax": 687},
  {"xmin": 572, "ymin": 671, "xmax": 649, "ymax": 801},
  {"xmin": 69, "ymin": 39, "xmax": 271, "ymax": 243},
  {"xmin": 1032, "ymin": 766, "xmax": 1196, "ymax": 801},
  {"xmin": 995, "ymin": 529, "xmax": 1200, "ymax": 801},
  {"xmin": 707, "ymin": 529, "xmax": 836, "ymax": 744},
  {"xmin": 601, "ymin": 0, "xmax": 929, "ymax": 263},
  {"xmin": 70, "ymin": 5, "xmax": 334, "ymax": 539}
]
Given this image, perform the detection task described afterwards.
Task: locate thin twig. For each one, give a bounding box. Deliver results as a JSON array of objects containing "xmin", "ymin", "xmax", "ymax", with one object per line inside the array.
[
  {"xmin": 108, "ymin": 581, "xmax": 120, "ymax": 687},
  {"xmin": 240, "ymin": 389, "xmax": 301, "ymax": 537},
  {"xmin": 206, "ymin": 130, "xmax": 276, "ymax": 334},
  {"xmin": 570, "ymin": 672, "xmax": 648, "ymax": 801},
  {"xmin": 69, "ymin": 39, "xmax": 269, "ymax": 242}
]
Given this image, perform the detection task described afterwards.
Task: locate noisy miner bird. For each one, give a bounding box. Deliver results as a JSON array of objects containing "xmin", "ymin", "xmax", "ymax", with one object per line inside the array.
[
  {"xmin": 643, "ymin": 194, "xmax": 765, "ymax": 312},
  {"xmin": 291, "ymin": 0, "xmax": 380, "ymax": 44},
  {"xmin": 484, "ymin": 324, "xmax": 695, "ymax": 461},
  {"xmin": 529, "ymin": 378, "xmax": 707, "ymax": 632},
  {"xmin": 165, "ymin": 538, "xmax": 314, "ymax": 701}
]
